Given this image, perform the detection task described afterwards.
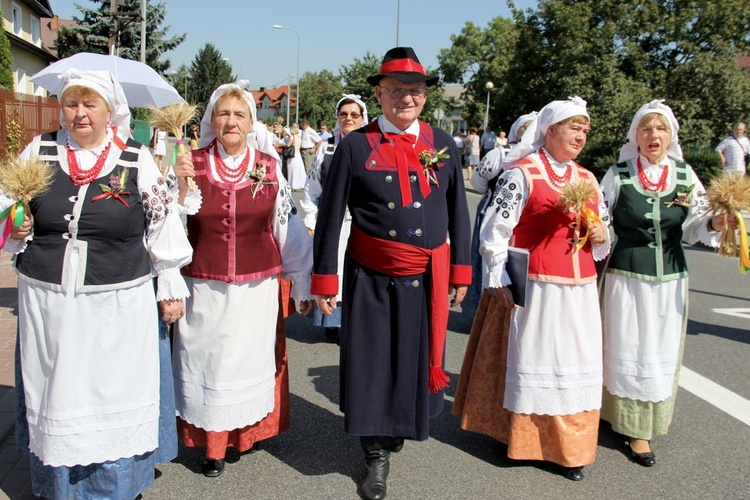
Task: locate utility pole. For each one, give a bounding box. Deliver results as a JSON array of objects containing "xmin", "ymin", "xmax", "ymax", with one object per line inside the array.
[
  {"xmin": 107, "ymin": 0, "xmax": 144, "ymax": 57},
  {"xmin": 108, "ymin": 0, "xmax": 116, "ymax": 55},
  {"xmin": 140, "ymin": 0, "xmax": 146, "ymax": 63}
]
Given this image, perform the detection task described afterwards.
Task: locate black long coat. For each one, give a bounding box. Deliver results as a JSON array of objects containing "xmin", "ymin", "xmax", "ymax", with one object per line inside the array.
[{"xmin": 312, "ymin": 119, "xmax": 471, "ymax": 439}]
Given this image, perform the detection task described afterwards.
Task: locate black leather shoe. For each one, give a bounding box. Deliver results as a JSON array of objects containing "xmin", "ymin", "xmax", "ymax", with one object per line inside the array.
[
  {"xmin": 558, "ymin": 466, "xmax": 584, "ymax": 481},
  {"xmin": 202, "ymin": 458, "xmax": 225, "ymax": 478},
  {"xmin": 324, "ymin": 327, "xmax": 339, "ymax": 342},
  {"xmin": 390, "ymin": 438, "xmax": 404, "ymax": 453},
  {"xmin": 630, "ymin": 448, "xmax": 656, "ymax": 467}
]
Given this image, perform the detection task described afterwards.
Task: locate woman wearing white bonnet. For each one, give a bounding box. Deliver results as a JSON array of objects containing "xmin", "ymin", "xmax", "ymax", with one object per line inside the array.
[
  {"xmin": 460, "ymin": 111, "xmax": 537, "ymax": 321},
  {"xmin": 197, "ymin": 80, "xmax": 280, "ymax": 160},
  {"xmin": 454, "ymin": 97, "xmax": 609, "ymax": 481},
  {"xmin": 599, "ymin": 100, "xmax": 734, "ymax": 467},
  {"xmin": 3, "ymin": 68, "xmax": 192, "ymax": 498},
  {"xmin": 299, "ymin": 93, "xmax": 368, "ymax": 342},
  {"xmin": 171, "ymin": 80, "xmax": 313, "ymax": 478}
]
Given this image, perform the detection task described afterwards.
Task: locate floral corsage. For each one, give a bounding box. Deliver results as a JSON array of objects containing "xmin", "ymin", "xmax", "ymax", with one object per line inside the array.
[
  {"xmin": 92, "ymin": 168, "xmax": 131, "ymax": 207},
  {"xmin": 418, "ymin": 146, "xmax": 450, "ymax": 186},
  {"xmin": 246, "ymin": 163, "xmax": 277, "ymax": 199},
  {"xmin": 665, "ymin": 184, "xmax": 695, "ymax": 208}
]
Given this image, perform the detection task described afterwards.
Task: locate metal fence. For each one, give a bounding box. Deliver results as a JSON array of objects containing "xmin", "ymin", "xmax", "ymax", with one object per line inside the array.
[{"xmin": 0, "ymin": 89, "xmax": 60, "ymax": 158}]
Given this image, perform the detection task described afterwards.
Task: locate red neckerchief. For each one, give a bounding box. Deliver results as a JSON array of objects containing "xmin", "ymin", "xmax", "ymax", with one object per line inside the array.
[{"xmin": 365, "ymin": 121, "xmax": 434, "ymax": 207}]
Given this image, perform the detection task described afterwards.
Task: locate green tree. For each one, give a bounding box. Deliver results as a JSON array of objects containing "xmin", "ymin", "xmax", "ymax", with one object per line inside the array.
[
  {"xmin": 54, "ymin": 0, "xmax": 185, "ymax": 75},
  {"xmin": 298, "ymin": 69, "xmax": 343, "ymax": 129},
  {"xmin": 436, "ymin": 0, "xmax": 750, "ymax": 175},
  {"xmin": 338, "ymin": 51, "xmax": 448, "ymax": 127},
  {"xmin": 166, "ymin": 63, "xmax": 191, "ymax": 102},
  {"xmin": 188, "ymin": 43, "xmax": 233, "ymax": 109},
  {"xmin": 437, "ymin": 17, "xmax": 517, "ymax": 130},
  {"xmin": 0, "ymin": 11, "xmax": 13, "ymax": 90},
  {"xmin": 55, "ymin": 25, "xmax": 87, "ymax": 56},
  {"xmin": 665, "ymin": 53, "xmax": 750, "ymax": 145},
  {"xmin": 339, "ymin": 51, "xmax": 382, "ymax": 119}
]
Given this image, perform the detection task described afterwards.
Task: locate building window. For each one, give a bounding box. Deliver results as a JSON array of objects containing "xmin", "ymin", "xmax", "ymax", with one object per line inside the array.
[
  {"xmin": 30, "ymin": 16, "xmax": 41, "ymax": 45},
  {"xmin": 11, "ymin": 3, "xmax": 22, "ymax": 35}
]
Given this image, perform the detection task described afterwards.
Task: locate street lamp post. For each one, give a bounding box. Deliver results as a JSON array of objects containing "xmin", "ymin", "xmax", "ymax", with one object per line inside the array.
[
  {"xmin": 272, "ymin": 24, "xmax": 300, "ymax": 125},
  {"xmin": 396, "ymin": 0, "xmax": 401, "ymax": 45},
  {"xmin": 286, "ymin": 74, "xmax": 292, "ymax": 129},
  {"xmin": 483, "ymin": 81, "xmax": 494, "ymax": 131},
  {"xmin": 222, "ymin": 57, "xmax": 244, "ymax": 80}
]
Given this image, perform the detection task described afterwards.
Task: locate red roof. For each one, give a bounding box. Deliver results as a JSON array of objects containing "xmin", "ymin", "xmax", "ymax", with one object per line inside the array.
[
  {"xmin": 41, "ymin": 16, "xmax": 77, "ymax": 56},
  {"xmin": 249, "ymin": 85, "xmax": 296, "ymax": 109},
  {"xmin": 738, "ymin": 54, "xmax": 750, "ymax": 70}
]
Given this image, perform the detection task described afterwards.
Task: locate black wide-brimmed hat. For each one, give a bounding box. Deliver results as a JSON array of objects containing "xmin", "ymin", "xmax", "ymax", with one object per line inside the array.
[{"xmin": 366, "ymin": 47, "xmax": 439, "ymax": 87}]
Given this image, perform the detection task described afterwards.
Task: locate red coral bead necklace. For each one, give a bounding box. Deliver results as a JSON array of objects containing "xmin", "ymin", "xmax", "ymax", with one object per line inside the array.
[
  {"xmin": 66, "ymin": 140, "xmax": 113, "ymax": 186},
  {"xmin": 637, "ymin": 156, "xmax": 669, "ymax": 192},
  {"xmin": 212, "ymin": 142, "xmax": 250, "ymax": 183},
  {"xmin": 539, "ymin": 148, "xmax": 571, "ymax": 187}
]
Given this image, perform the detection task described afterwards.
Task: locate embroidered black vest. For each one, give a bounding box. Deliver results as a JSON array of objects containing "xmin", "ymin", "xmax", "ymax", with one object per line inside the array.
[{"xmin": 15, "ymin": 132, "xmax": 151, "ymax": 291}]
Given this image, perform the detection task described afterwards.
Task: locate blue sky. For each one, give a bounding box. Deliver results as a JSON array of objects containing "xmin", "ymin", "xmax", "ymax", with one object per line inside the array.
[{"xmin": 51, "ymin": 0, "xmax": 537, "ymax": 89}]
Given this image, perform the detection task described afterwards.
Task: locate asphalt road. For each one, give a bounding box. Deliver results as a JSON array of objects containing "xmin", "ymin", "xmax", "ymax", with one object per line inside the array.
[{"xmin": 143, "ymin": 190, "xmax": 750, "ymax": 500}]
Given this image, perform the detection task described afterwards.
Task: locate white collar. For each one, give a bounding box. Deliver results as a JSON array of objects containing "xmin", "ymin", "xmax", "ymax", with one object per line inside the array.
[
  {"xmin": 638, "ymin": 154, "xmax": 669, "ymax": 170},
  {"xmin": 378, "ymin": 115, "xmax": 420, "ymax": 139},
  {"xmin": 64, "ymin": 127, "xmax": 114, "ymax": 156}
]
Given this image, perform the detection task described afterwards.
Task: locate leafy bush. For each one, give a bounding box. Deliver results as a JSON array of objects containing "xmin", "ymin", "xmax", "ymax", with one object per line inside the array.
[{"xmin": 682, "ymin": 144, "xmax": 723, "ymax": 185}]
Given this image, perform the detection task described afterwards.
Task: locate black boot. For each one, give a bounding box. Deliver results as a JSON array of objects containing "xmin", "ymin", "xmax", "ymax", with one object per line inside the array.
[
  {"xmin": 390, "ymin": 438, "xmax": 404, "ymax": 453},
  {"xmin": 360, "ymin": 436, "xmax": 391, "ymax": 500}
]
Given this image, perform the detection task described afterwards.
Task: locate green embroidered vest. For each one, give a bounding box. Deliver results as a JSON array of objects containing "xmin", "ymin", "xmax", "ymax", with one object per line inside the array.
[{"xmin": 608, "ymin": 159, "xmax": 691, "ymax": 281}]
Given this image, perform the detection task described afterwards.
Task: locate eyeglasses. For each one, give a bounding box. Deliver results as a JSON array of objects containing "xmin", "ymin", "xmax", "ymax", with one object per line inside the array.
[
  {"xmin": 338, "ymin": 112, "xmax": 362, "ymax": 119},
  {"xmin": 379, "ymin": 86, "xmax": 427, "ymax": 99}
]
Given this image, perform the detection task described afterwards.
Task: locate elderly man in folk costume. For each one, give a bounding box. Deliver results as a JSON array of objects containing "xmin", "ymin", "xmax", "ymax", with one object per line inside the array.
[
  {"xmin": 453, "ymin": 97, "xmax": 610, "ymax": 482},
  {"xmin": 311, "ymin": 47, "xmax": 472, "ymax": 500}
]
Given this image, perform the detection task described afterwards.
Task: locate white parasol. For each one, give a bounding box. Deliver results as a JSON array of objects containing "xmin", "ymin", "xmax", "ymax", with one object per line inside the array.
[{"xmin": 30, "ymin": 52, "xmax": 186, "ymax": 108}]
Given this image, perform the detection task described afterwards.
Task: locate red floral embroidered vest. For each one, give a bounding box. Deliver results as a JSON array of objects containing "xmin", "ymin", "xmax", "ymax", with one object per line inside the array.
[{"xmin": 511, "ymin": 158, "xmax": 598, "ymax": 285}]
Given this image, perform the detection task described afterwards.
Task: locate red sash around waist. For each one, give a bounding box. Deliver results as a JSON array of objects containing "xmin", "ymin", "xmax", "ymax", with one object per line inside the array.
[{"xmin": 348, "ymin": 224, "xmax": 451, "ymax": 392}]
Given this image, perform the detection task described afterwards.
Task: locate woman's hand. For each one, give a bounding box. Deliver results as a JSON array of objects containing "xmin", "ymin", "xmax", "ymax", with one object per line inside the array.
[
  {"xmin": 314, "ymin": 294, "xmax": 337, "ymax": 316},
  {"xmin": 710, "ymin": 213, "xmax": 739, "ymax": 232},
  {"xmin": 10, "ymin": 212, "xmax": 33, "ymax": 240},
  {"xmin": 588, "ymin": 221, "xmax": 607, "ymax": 246},
  {"xmin": 298, "ymin": 300, "xmax": 314, "ymax": 315},
  {"xmin": 173, "ymin": 152, "xmax": 195, "ymax": 202},
  {"xmin": 160, "ymin": 298, "xmax": 185, "ymax": 324},
  {"xmin": 450, "ymin": 285, "xmax": 468, "ymax": 307}
]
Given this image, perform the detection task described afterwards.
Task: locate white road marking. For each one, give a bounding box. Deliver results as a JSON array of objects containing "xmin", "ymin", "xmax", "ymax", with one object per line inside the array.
[
  {"xmin": 679, "ymin": 366, "xmax": 750, "ymax": 426},
  {"xmin": 712, "ymin": 308, "xmax": 750, "ymax": 320}
]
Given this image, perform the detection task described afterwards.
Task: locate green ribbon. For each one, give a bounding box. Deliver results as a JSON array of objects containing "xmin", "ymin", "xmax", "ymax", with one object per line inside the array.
[{"xmin": 0, "ymin": 201, "xmax": 26, "ymax": 227}]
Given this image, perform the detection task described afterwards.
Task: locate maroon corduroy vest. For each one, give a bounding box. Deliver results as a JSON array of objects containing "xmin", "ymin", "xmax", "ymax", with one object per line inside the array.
[{"xmin": 181, "ymin": 148, "xmax": 282, "ymax": 283}]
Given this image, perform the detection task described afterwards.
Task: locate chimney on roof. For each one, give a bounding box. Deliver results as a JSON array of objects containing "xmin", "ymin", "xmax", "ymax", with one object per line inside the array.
[
  {"xmin": 259, "ymin": 87, "xmax": 265, "ymax": 92},
  {"xmin": 49, "ymin": 15, "xmax": 59, "ymax": 30}
]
